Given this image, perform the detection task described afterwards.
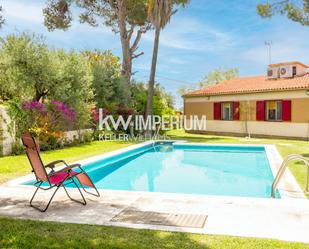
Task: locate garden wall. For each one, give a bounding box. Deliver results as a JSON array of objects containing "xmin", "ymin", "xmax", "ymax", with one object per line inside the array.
[
  {"xmin": 0, "ymin": 105, "xmax": 92, "ymax": 156},
  {"xmin": 0, "ymin": 105, "xmax": 14, "ymax": 156}
]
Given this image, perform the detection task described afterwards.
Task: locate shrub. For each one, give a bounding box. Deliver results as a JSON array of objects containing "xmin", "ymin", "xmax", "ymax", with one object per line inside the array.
[
  {"xmin": 8, "ymin": 99, "xmax": 79, "ymax": 151},
  {"xmin": 81, "ymin": 131, "xmax": 93, "ymax": 143},
  {"xmin": 0, "ymin": 33, "xmax": 94, "ymax": 132},
  {"xmin": 11, "ymin": 141, "xmax": 25, "ymax": 155}
]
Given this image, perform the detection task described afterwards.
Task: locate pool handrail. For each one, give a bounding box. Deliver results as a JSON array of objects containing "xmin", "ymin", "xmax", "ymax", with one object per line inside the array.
[{"xmin": 271, "ymin": 154, "xmax": 309, "ymax": 198}]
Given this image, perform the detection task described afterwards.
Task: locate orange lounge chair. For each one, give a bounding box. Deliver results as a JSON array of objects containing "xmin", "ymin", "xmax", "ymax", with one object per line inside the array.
[{"xmin": 21, "ymin": 133, "xmax": 99, "ymax": 212}]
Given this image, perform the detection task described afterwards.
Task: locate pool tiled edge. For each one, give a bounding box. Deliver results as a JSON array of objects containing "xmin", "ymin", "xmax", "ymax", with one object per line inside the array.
[
  {"xmin": 1, "ymin": 141, "xmax": 309, "ymax": 243},
  {"xmin": 6, "ymin": 140, "xmax": 305, "ymax": 199}
]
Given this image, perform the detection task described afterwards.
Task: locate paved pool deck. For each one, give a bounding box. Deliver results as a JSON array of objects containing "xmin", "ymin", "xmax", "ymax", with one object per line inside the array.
[
  {"xmin": 0, "ymin": 141, "xmax": 309, "ymax": 243},
  {"xmin": 1, "ymin": 185, "xmax": 309, "ymax": 243}
]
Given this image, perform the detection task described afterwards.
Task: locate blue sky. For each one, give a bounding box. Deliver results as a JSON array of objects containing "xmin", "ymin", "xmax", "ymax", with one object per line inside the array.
[{"xmin": 1, "ymin": 0, "xmax": 309, "ymax": 107}]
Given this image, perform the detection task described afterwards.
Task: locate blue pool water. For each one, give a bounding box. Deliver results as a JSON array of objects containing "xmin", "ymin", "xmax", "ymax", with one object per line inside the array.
[{"xmin": 26, "ymin": 143, "xmax": 276, "ymax": 198}]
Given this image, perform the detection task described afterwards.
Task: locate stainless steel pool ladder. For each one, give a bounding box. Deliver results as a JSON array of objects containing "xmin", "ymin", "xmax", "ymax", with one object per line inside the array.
[
  {"xmin": 271, "ymin": 154, "xmax": 309, "ymax": 198},
  {"xmin": 152, "ymin": 141, "xmax": 157, "ymax": 152}
]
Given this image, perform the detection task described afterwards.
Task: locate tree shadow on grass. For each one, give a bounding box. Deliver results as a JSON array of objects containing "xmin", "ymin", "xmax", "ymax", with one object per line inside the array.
[
  {"xmin": 0, "ymin": 216, "xmax": 211, "ymax": 249},
  {"xmin": 0, "ymin": 216, "xmax": 307, "ymax": 249},
  {"xmin": 292, "ymin": 154, "xmax": 309, "ymax": 165},
  {"xmin": 169, "ymin": 134, "xmax": 231, "ymax": 143},
  {"xmin": 301, "ymin": 153, "xmax": 309, "ymax": 158}
]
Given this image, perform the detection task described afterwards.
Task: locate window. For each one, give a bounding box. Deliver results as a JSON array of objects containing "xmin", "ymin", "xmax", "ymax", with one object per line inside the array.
[
  {"xmin": 266, "ymin": 100, "xmax": 282, "ymax": 121},
  {"xmin": 221, "ymin": 102, "xmax": 233, "ymax": 120},
  {"xmin": 267, "ymin": 69, "xmax": 273, "ymax": 77},
  {"xmin": 292, "ymin": 66, "xmax": 297, "ymax": 76},
  {"xmin": 214, "ymin": 102, "xmax": 240, "ymax": 121}
]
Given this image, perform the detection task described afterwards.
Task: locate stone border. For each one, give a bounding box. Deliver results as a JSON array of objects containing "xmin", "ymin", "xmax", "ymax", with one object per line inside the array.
[
  {"xmin": 1, "ymin": 141, "xmax": 308, "ymax": 243},
  {"xmin": 6, "ymin": 140, "xmax": 305, "ymax": 200}
]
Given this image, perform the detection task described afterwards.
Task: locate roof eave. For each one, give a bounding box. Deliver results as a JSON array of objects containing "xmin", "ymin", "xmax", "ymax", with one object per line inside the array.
[{"xmin": 183, "ymin": 87, "xmax": 309, "ymax": 98}]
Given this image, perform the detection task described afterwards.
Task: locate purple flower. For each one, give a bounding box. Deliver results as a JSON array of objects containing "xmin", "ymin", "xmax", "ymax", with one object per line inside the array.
[
  {"xmin": 51, "ymin": 100, "xmax": 76, "ymax": 123},
  {"xmin": 22, "ymin": 101, "xmax": 46, "ymax": 112},
  {"xmin": 127, "ymin": 108, "xmax": 134, "ymax": 116}
]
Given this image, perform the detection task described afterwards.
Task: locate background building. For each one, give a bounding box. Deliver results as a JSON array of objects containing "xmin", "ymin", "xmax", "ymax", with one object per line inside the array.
[{"xmin": 183, "ymin": 61, "xmax": 309, "ymax": 139}]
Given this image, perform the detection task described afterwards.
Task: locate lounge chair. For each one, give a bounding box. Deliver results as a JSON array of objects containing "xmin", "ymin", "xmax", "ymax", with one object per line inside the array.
[{"xmin": 21, "ymin": 132, "xmax": 100, "ymax": 212}]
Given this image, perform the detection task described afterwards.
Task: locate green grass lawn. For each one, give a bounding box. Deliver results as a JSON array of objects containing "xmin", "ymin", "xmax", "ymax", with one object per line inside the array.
[
  {"xmin": 0, "ymin": 140, "xmax": 136, "ymax": 184},
  {"xmin": 0, "ymin": 216, "xmax": 308, "ymax": 249},
  {"xmin": 0, "ymin": 131, "xmax": 309, "ymax": 248}
]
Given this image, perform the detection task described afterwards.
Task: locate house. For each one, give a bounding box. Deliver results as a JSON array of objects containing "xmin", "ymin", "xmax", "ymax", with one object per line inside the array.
[{"xmin": 183, "ymin": 61, "xmax": 309, "ymax": 139}]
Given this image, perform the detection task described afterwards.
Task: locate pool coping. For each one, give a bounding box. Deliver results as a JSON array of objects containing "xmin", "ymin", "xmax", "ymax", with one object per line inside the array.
[
  {"xmin": 6, "ymin": 140, "xmax": 155, "ymax": 186},
  {"xmin": 1, "ymin": 140, "xmax": 309, "ymax": 243},
  {"xmin": 5, "ymin": 140, "xmax": 305, "ymax": 199}
]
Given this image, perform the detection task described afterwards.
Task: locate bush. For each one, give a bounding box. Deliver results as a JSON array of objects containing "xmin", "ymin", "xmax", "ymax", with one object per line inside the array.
[
  {"xmin": 10, "ymin": 141, "xmax": 24, "ymax": 155},
  {"xmin": 7, "ymin": 99, "xmax": 80, "ymax": 150},
  {"xmin": 38, "ymin": 133, "xmax": 64, "ymax": 151},
  {"xmin": 0, "ymin": 33, "xmax": 94, "ymax": 140},
  {"xmin": 81, "ymin": 131, "xmax": 93, "ymax": 143}
]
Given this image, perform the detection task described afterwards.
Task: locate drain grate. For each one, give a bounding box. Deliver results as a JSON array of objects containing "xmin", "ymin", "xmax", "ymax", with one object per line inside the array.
[{"xmin": 111, "ymin": 208, "xmax": 207, "ymax": 228}]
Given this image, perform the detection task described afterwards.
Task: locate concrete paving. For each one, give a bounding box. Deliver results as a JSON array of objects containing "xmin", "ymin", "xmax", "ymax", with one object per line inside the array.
[
  {"xmin": 1, "ymin": 142, "xmax": 309, "ymax": 244},
  {"xmin": 1, "ymin": 185, "xmax": 309, "ymax": 243}
]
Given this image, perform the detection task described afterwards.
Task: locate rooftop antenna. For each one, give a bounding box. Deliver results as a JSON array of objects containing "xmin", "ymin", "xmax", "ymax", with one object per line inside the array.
[{"xmin": 264, "ymin": 41, "xmax": 272, "ymax": 65}]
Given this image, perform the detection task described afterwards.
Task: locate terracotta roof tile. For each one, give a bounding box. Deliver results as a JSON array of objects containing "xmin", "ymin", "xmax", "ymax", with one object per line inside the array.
[{"xmin": 184, "ymin": 73, "xmax": 309, "ymax": 97}]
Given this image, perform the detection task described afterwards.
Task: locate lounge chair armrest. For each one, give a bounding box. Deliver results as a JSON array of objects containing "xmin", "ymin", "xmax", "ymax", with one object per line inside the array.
[
  {"xmin": 60, "ymin": 163, "xmax": 83, "ymax": 172},
  {"xmin": 66, "ymin": 163, "xmax": 81, "ymax": 169},
  {"xmin": 45, "ymin": 160, "xmax": 69, "ymax": 169},
  {"xmin": 48, "ymin": 163, "xmax": 82, "ymax": 177}
]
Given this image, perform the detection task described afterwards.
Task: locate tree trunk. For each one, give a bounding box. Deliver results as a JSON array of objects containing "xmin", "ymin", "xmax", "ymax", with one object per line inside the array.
[
  {"xmin": 33, "ymin": 90, "xmax": 43, "ymax": 102},
  {"xmin": 117, "ymin": 0, "xmax": 132, "ymax": 85},
  {"xmin": 145, "ymin": 27, "xmax": 161, "ymax": 136},
  {"xmin": 120, "ymin": 37, "xmax": 132, "ymax": 83}
]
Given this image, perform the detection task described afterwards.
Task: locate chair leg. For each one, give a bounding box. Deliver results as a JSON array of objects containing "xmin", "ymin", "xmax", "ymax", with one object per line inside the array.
[
  {"xmin": 30, "ymin": 184, "xmax": 61, "ymax": 212},
  {"xmin": 75, "ymin": 173, "xmax": 100, "ymax": 197},
  {"xmin": 80, "ymin": 184, "xmax": 100, "ymax": 197},
  {"xmin": 62, "ymin": 178, "xmax": 86, "ymax": 205}
]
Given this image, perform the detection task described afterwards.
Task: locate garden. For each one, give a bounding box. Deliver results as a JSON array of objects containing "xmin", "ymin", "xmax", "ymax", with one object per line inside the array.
[
  {"xmin": 1, "ymin": 131, "xmax": 309, "ymax": 248},
  {"xmin": 1, "ymin": 0, "xmax": 309, "ymax": 248},
  {"xmin": 0, "ymin": 33, "xmax": 175, "ymax": 155},
  {"xmin": 0, "ymin": 30, "xmax": 308, "ymax": 249}
]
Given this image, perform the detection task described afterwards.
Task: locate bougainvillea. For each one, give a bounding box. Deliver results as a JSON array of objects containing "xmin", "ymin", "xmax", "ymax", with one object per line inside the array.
[
  {"xmin": 91, "ymin": 108, "xmax": 99, "ymax": 123},
  {"xmin": 21, "ymin": 100, "xmax": 76, "ymax": 129},
  {"xmin": 51, "ymin": 100, "xmax": 76, "ymax": 124},
  {"xmin": 127, "ymin": 108, "xmax": 134, "ymax": 116},
  {"xmin": 19, "ymin": 100, "xmax": 77, "ymax": 150},
  {"xmin": 22, "ymin": 101, "xmax": 46, "ymax": 112},
  {"xmin": 91, "ymin": 107, "xmax": 109, "ymax": 127}
]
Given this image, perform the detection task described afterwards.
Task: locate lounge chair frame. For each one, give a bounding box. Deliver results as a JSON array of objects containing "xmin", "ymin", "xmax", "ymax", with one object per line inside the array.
[{"xmin": 22, "ymin": 133, "xmax": 100, "ymax": 212}]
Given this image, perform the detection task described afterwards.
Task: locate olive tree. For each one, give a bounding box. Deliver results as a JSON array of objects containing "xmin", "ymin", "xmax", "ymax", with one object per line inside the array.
[
  {"xmin": 82, "ymin": 50, "xmax": 131, "ymax": 108},
  {"xmin": 0, "ymin": 33, "xmax": 58, "ymax": 102},
  {"xmin": 0, "ymin": 33, "xmax": 94, "ymax": 129}
]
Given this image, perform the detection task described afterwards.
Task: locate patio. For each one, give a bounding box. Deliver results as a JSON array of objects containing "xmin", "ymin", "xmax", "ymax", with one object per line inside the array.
[{"xmin": 1, "ymin": 182, "xmax": 309, "ymax": 243}]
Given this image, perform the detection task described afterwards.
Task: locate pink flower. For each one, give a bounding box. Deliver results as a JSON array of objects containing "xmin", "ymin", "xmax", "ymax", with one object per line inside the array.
[
  {"xmin": 22, "ymin": 101, "xmax": 46, "ymax": 112},
  {"xmin": 127, "ymin": 108, "xmax": 134, "ymax": 116},
  {"xmin": 51, "ymin": 100, "xmax": 76, "ymax": 123}
]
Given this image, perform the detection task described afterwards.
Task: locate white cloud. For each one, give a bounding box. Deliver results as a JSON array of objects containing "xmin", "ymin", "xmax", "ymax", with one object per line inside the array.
[
  {"xmin": 143, "ymin": 16, "xmax": 235, "ymax": 52},
  {"xmin": 134, "ymin": 63, "xmax": 151, "ymax": 71},
  {"xmin": 166, "ymin": 58, "xmax": 187, "ymax": 65},
  {"xmin": 240, "ymin": 31, "xmax": 309, "ymax": 66},
  {"xmin": 3, "ymin": 1, "xmax": 44, "ymax": 24},
  {"xmin": 2, "ymin": 0, "xmax": 113, "ymax": 36}
]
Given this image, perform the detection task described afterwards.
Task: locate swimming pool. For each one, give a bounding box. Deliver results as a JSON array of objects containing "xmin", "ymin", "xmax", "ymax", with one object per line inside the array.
[{"xmin": 26, "ymin": 142, "xmax": 277, "ymax": 198}]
